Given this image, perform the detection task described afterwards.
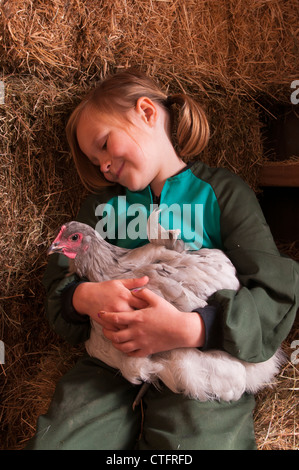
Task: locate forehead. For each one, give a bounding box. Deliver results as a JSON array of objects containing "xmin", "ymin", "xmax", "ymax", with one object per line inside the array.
[
  {"xmin": 76, "ymin": 106, "xmax": 130, "ymax": 149},
  {"xmin": 76, "ymin": 107, "xmax": 108, "ymax": 137}
]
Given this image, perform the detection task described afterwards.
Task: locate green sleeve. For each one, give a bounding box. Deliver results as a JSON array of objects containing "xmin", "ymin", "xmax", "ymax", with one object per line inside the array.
[
  {"xmin": 207, "ymin": 168, "xmax": 299, "ymax": 362},
  {"xmin": 42, "ymin": 186, "xmax": 121, "ymax": 345}
]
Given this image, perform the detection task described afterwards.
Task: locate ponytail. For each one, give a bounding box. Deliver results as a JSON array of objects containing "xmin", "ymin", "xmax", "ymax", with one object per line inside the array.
[{"xmin": 166, "ymin": 94, "xmax": 210, "ymax": 159}]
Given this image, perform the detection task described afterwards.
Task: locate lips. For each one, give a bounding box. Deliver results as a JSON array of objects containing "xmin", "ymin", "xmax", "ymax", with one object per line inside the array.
[{"xmin": 103, "ymin": 161, "xmax": 125, "ymax": 183}]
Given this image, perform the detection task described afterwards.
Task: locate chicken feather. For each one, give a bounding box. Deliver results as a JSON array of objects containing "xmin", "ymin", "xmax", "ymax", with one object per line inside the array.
[{"xmin": 48, "ymin": 211, "xmax": 285, "ymax": 403}]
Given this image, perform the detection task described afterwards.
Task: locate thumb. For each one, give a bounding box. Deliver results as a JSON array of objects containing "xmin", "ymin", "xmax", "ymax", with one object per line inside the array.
[{"xmin": 120, "ymin": 276, "xmax": 149, "ymax": 290}]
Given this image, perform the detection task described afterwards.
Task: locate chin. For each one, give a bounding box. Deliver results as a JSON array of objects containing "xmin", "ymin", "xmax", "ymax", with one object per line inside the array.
[
  {"xmin": 125, "ymin": 179, "xmax": 148, "ymax": 193},
  {"xmin": 126, "ymin": 185, "xmax": 142, "ymax": 193}
]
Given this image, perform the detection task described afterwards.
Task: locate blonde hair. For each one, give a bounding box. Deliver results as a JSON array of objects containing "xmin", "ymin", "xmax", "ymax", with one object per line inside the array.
[{"xmin": 66, "ymin": 69, "xmax": 210, "ymax": 191}]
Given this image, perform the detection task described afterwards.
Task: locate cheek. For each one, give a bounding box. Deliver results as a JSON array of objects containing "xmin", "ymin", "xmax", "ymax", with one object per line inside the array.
[
  {"xmin": 110, "ymin": 141, "xmax": 136, "ymax": 160},
  {"xmin": 69, "ymin": 240, "xmax": 81, "ymax": 249},
  {"xmin": 111, "ymin": 130, "xmax": 144, "ymax": 160}
]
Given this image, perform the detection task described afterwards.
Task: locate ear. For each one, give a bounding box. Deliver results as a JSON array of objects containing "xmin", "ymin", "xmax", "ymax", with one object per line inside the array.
[{"xmin": 135, "ymin": 97, "xmax": 158, "ymax": 127}]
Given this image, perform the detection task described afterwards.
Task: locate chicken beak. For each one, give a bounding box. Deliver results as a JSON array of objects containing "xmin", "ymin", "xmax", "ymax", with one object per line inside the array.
[
  {"xmin": 47, "ymin": 242, "xmax": 64, "ymax": 256},
  {"xmin": 48, "ymin": 225, "xmax": 67, "ymax": 256}
]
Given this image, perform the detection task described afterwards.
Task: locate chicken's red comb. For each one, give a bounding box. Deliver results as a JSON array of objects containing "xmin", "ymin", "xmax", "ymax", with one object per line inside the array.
[{"xmin": 53, "ymin": 225, "xmax": 67, "ymax": 243}]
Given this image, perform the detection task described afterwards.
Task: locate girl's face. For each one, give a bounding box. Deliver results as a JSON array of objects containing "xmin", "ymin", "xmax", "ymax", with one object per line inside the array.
[{"xmin": 76, "ymin": 102, "xmax": 165, "ymax": 193}]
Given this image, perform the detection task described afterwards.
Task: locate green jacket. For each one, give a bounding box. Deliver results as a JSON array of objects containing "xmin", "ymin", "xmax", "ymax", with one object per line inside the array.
[{"xmin": 43, "ymin": 161, "xmax": 299, "ymax": 362}]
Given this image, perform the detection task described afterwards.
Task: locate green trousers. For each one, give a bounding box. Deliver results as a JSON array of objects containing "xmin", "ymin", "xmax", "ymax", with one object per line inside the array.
[{"xmin": 25, "ymin": 355, "xmax": 257, "ymax": 450}]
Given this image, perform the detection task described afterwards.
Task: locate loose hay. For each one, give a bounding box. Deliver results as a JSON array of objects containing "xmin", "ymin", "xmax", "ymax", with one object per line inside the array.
[
  {"xmin": 254, "ymin": 313, "xmax": 299, "ymax": 450},
  {"xmin": 0, "ymin": 0, "xmax": 298, "ymax": 450}
]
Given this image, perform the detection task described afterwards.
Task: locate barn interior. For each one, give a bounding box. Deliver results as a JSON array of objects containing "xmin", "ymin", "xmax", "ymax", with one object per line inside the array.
[{"xmin": 0, "ymin": 0, "xmax": 298, "ymax": 450}]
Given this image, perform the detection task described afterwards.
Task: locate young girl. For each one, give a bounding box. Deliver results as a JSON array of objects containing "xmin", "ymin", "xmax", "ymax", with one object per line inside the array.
[{"xmin": 26, "ymin": 69, "xmax": 298, "ymax": 450}]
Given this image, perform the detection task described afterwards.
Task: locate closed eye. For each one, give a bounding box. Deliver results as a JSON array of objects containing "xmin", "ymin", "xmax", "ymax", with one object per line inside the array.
[
  {"xmin": 97, "ymin": 135, "xmax": 108, "ymax": 152},
  {"xmin": 102, "ymin": 139, "xmax": 107, "ymax": 151}
]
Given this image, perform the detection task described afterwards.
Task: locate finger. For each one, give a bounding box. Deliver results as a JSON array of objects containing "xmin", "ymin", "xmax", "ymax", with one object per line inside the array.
[
  {"xmin": 96, "ymin": 312, "xmax": 122, "ymax": 329},
  {"xmin": 120, "ymin": 276, "xmax": 149, "ymax": 290},
  {"xmin": 97, "ymin": 310, "xmax": 138, "ymax": 327},
  {"xmin": 129, "ymin": 294, "xmax": 149, "ymax": 310},
  {"xmin": 96, "ymin": 312, "xmax": 120, "ymax": 329},
  {"xmin": 111, "ymin": 341, "xmax": 141, "ymax": 355},
  {"xmin": 131, "ymin": 287, "xmax": 159, "ymax": 305},
  {"xmin": 96, "ymin": 321, "xmax": 124, "ymax": 332},
  {"xmin": 103, "ymin": 327, "xmax": 132, "ymax": 344}
]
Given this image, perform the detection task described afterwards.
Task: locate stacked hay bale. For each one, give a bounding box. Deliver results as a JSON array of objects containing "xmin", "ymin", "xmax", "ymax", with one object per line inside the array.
[{"xmin": 0, "ymin": 0, "xmax": 298, "ymax": 450}]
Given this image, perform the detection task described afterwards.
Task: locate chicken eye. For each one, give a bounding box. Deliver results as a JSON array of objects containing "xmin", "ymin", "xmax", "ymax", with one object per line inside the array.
[{"xmin": 70, "ymin": 234, "xmax": 79, "ymax": 242}]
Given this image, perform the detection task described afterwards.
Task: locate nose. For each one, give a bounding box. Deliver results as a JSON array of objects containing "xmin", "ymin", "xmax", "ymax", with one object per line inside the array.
[{"xmin": 100, "ymin": 158, "xmax": 112, "ymax": 174}]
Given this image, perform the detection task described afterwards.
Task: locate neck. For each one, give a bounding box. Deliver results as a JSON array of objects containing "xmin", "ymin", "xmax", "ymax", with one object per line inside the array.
[
  {"xmin": 73, "ymin": 236, "xmax": 128, "ymax": 282},
  {"xmin": 150, "ymin": 153, "xmax": 187, "ymax": 197}
]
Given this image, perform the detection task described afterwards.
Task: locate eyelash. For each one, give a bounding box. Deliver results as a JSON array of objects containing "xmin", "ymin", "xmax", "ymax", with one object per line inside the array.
[{"xmin": 102, "ymin": 138, "xmax": 108, "ymax": 151}]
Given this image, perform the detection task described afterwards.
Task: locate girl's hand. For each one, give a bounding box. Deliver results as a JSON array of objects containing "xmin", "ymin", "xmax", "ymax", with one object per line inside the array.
[
  {"xmin": 72, "ymin": 277, "xmax": 149, "ymax": 324},
  {"xmin": 97, "ymin": 288, "xmax": 205, "ymax": 357}
]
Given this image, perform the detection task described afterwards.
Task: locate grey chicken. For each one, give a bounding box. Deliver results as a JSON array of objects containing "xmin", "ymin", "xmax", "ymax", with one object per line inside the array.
[{"xmin": 48, "ymin": 211, "xmax": 284, "ymax": 403}]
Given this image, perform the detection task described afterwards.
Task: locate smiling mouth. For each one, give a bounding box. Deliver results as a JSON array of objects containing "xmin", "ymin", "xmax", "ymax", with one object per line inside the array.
[{"xmin": 103, "ymin": 162, "xmax": 124, "ymax": 182}]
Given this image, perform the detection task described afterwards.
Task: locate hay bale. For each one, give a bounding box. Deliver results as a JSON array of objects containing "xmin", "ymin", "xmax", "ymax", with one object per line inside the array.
[
  {"xmin": 0, "ymin": 75, "xmax": 86, "ymax": 449},
  {"xmin": 254, "ymin": 312, "xmax": 299, "ymax": 450},
  {"xmin": 0, "ymin": 0, "xmax": 298, "ymax": 450}
]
